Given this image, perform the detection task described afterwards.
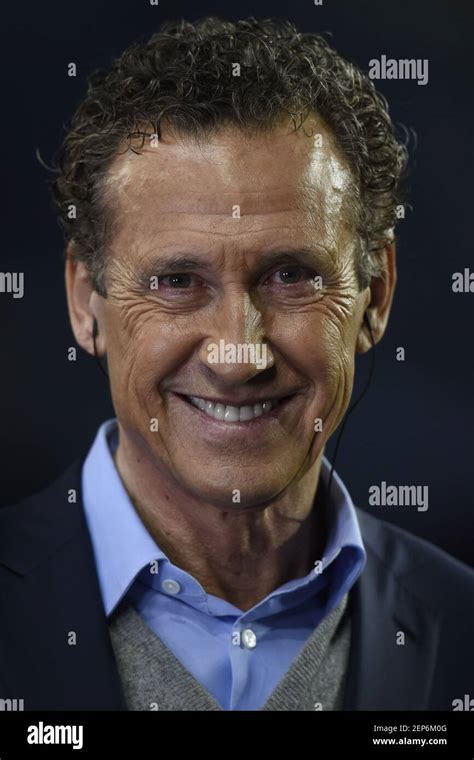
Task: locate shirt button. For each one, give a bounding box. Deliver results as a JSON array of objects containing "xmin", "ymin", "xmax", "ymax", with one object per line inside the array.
[
  {"xmin": 162, "ymin": 579, "xmax": 181, "ymax": 594},
  {"xmin": 241, "ymin": 628, "xmax": 257, "ymax": 649}
]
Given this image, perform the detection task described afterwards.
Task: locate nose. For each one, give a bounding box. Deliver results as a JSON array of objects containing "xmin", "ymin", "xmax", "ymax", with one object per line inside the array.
[{"xmin": 198, "ymin": 290, "xmax": 275, "ymax": 383}]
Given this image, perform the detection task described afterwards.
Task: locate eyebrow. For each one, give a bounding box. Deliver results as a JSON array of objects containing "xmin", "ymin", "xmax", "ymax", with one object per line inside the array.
[{"xmin": 137, "ymin": 247, "xmax": 330, "ymax": 284}]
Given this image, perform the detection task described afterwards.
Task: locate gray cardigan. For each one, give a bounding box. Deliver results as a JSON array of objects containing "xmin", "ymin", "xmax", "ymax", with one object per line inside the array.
[{"xmin": 108, "ymin": 593, "xmax": 351, "ymax": 711}]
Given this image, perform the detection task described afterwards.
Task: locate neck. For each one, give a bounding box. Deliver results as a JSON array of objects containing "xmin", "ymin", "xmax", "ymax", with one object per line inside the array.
[{"xmin": 114, "ymin": 432, "xmax": 328, "ymax": 612}]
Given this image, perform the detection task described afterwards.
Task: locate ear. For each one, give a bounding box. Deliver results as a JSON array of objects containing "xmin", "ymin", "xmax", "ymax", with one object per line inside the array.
[
  {"xmin": 356, "ymin": 241, "xmax": 397, "ymax": 354},
  {"xmin": 65, "ymin": 242, "xmax": 106, "ymax": 357}
]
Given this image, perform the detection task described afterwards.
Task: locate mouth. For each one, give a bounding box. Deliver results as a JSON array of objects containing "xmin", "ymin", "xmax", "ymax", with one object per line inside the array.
[{"xmin": 175, "ymin": 393, "xmax": 295, "ymax": 424}]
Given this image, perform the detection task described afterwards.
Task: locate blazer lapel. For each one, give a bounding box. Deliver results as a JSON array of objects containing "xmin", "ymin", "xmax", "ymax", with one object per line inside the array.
[
  {"xmin": 343, "ymin": 513, "xmax": 441, "ymax": 710},
  {"xmin": 0, "ymin": 461, "xmax": 126, "ymax": 710}
]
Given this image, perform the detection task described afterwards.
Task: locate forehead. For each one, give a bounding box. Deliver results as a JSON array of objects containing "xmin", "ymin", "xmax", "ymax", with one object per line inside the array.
[{"xmin": 102, "ymin": 117, "xmax": 356, "ymax": 258}]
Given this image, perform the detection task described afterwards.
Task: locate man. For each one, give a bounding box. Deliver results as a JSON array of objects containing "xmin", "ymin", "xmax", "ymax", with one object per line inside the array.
[{"xmin": 0, "ymin": 17, "xmax": 472, "ymax": 711}]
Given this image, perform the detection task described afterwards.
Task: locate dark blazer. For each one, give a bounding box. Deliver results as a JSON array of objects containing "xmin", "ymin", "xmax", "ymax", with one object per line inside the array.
[{"xmin": 0, "ymin": 460, "xmax": 473, "ymax": 711}]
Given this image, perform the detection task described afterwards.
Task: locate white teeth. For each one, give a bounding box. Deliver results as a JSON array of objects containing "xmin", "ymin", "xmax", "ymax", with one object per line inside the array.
[
  {"xmin": 214, "ymin": 403, "xmax": 225, "ymax": 421},
  {"xmin": 187, "ymin": 395, "xmax": 278, "ymax": 423},
  {"xmin": 239, "ymin": 405, "xmax": 254, "ymax": 422},
  {"xmin": 196, "ymin": 397, "xmax": 207, "ymax": 411},
  {"xmin": 224, "ymin": 405, "xmax": 240, "ymax": 422}
]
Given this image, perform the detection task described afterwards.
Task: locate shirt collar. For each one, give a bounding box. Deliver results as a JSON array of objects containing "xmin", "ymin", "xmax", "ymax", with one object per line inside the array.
[
  {"xmin": 82, "ymin": 419, "xmax": 166, "ymax": 616},
  {"xmin": 319, "ymin": 454, "xmax": 365, "ymax": 570},
  {"xmin": 81, "ymin": 418, "xmax": 365, "ymax": 616}
]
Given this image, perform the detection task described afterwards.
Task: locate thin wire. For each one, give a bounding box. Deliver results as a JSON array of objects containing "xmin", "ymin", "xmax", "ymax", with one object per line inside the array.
[{"xmin": 326, "ymin": 314, "xmax": 376, "ymax": 506}]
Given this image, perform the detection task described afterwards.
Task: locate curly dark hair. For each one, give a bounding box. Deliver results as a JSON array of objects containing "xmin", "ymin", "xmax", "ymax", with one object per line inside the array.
[{"xmin": 52, "ymin": 16, "xmax": 409, "ymax": 296}]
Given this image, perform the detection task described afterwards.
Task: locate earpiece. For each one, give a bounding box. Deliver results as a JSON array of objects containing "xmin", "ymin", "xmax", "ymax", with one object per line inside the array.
[
  {"xmin": 363, "ymin": 310, "xmax": 375, "ymax": 349},
  {"xmin": 91, "ymin": 318, "xmax": 109, "ymax": 379}
]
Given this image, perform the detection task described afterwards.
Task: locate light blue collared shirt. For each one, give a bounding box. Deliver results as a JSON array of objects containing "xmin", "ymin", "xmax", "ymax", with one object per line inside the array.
[{"xmin": 82, "ymin": 419, "xmax": 365, "ymax": 710}]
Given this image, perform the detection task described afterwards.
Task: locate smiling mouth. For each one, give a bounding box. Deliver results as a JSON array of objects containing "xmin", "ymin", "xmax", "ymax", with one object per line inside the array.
[{"xmin": 178, "ymin": 393, "xmax": 294, "ymax": 423}]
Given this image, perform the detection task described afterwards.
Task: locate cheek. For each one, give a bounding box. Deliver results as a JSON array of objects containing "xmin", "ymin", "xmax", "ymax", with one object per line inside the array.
[
  {"xmin": 279, "ymin": 307, "xmax": 355, "ymax": 389},
  {"xmin": 316, "ymin": 306, "xmax": 361, "ymax": 437},
  {"xmin": 104, "ymin": 304, "xmax": 188, "ymax": 413},
  {"xmin": 321, "ymin": 316, "xmax": 355, "ymax": 385},
  {"xmin": 286, "ymin": 305, "xmax": 359, "ymax": 436}
]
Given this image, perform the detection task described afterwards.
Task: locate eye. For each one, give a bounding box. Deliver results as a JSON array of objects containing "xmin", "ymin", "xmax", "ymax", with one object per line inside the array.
[
  {"xmin": 146, "ymin": 270, "xmax": 210, "ymax": 309},
  {"xmin": 156, "ymin": 273, "xmax": 198, "ymax": 289},
  {"xmin": 267, "ymin": 266, "xmax": 321, "ymax": 287}
]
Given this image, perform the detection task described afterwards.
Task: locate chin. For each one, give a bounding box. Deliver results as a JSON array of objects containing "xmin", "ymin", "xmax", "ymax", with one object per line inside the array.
[{"xmin": 176, "ymin": 468, "xmax": 298, "ymax": 511}]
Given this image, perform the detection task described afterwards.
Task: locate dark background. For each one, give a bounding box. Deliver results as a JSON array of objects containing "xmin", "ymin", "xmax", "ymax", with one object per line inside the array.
[{"xmin": 1, "ymin": 0, "xmax": 473, "ymax": 566}]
